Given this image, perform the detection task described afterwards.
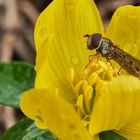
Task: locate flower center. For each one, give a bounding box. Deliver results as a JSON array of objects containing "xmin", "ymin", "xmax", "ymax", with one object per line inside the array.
[{"xmin": 66, "ymin": 57, "xmax": 118, "ymax": 128}]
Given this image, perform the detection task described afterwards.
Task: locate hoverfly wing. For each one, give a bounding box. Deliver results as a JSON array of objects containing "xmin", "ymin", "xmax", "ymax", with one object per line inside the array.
[
  {"xmin": 112, "ymin": 45, "xmax": 140, "ymax": 77},
  {"xmin": 115, "ymin": 46, "xmax": 140, "ymax": 67}
]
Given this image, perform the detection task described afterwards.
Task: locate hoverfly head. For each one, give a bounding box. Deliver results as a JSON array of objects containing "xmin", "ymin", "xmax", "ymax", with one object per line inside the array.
[{"xmin": 84, "ymin": 33, "xmax": 102, "ymax": 50}]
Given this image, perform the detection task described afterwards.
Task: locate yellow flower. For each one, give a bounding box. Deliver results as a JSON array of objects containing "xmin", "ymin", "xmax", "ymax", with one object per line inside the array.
[{"xmin": 20, "ymin": 0, "xmax": 140, "ymax": 140}]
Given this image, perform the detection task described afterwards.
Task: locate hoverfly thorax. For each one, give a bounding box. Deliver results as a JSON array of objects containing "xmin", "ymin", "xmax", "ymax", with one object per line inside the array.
[{"xmin": 98, "ymin": 37, "xmax": 114, "ymax": 56}]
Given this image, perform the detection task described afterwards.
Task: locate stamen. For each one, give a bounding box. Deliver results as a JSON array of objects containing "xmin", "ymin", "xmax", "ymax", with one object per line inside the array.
[
  {"xmin": 74, "ymin": 80, "xmax": 83, "ymax": 96},
  {"xmin": 98, "ymin": 61, "xmax": 108, "ymax": 71},
  {"xmin": 66, "ymin": 58, "xmax": 117, "ymax": 130},
  {"xmin": 76, "ymin": 95, "xmax": 85, "ymax": 116},
  {"xmin": 83, "ymin": 85, "xmax": 93, "ymax": 113},
  {"xmin": 88, "ymin": 72, "xmax": 99, "ymax": 86},
  {"xmin": 66, "ymin": 67, "xmax": 75, "ymax": 85},
  {"xmin": 81, "ymin": 80, "xmax": 88, "ymax": 92}
]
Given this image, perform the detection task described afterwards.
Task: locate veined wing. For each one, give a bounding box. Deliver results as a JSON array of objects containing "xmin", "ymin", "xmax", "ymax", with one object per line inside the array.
[{"xmin": 113, "ymin": 45, "xmax": 140, "ymax": 70}]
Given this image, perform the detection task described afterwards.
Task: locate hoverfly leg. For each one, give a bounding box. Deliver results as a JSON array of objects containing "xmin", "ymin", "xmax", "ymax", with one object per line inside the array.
[
  {"xmin": 118, "ymin": 63, "xmax": 125, "ymax": 75},
  {"xmin": 89, "ymin": 55, "xmax": 93, "ymax": 62},
  {"xmin": 89, "ymin": 53, "xmax": 100, "ymax": 61},
  {"xmin": 106, "ymin": 51, "xmax": 114, "ymax": 66},
  {"xmin": 85, "ymin": 53, "xmax": 100, "ymax": 69},
  {"xmin": 106, "ymin": 58, "xmax": 112, "ymax": 66}
]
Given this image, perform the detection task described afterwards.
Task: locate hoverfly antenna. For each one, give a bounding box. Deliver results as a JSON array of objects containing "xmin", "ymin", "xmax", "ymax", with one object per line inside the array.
[{"xmin": 83, "ymin": 34, "xmax": 90, "ymax": 38}]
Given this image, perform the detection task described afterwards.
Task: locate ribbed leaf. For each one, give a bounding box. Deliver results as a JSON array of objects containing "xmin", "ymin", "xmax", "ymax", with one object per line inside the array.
[
  {"xmin": 0, "ymin": 62, "xmax": 35, "ymax": 108},
  {"xmin": 0, "ymin": 118, "xmax": 57, "ymax": 140}
]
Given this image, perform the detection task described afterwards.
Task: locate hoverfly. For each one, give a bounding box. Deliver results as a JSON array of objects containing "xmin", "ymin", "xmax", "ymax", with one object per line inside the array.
[{"xmin": 84, "ymin": 33, "xmax": 140, "ymax": 78}]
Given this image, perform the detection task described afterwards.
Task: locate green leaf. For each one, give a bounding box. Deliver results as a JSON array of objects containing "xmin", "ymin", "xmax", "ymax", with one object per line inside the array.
[
  {"xmin": 0, "ymin": 118, "xmax": 58, "ymax": 140},
  {"xmin": 99, "ymin": 131, "xmax": 128, "ymax": 140},
  {"xmin": 0, "ymin": 62, "xmax": 35, "ymax": 108}
]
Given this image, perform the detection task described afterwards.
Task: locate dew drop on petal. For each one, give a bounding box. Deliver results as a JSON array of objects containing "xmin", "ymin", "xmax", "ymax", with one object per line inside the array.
[
  {"xmin": 131, "ymin": 43, "xmax": 137, "ymax": 48},
  {"xmin": 38, "ymin": 26, "xmax": 46, "ymax": 40},
  {"xmin": 65, "ymin": 0, "xmax": 75, "ymax": 10},
  {"xmin": 7, "ymin": 85, "xmax": 12, "ymax": 90},
  {"xmin": 128, "ymin": 14, "xmax": 137, "ymax": 19},
  {"xmin": 124, "ymin": 43, "xmax": 137, "ymax": 55},
  {"xmin": 82, "ymin": 43, "xmax": 87, "ymax": 50},
  {"xmin": 71, "ymin": 57, "xmax": 79, "ymax": 65}
]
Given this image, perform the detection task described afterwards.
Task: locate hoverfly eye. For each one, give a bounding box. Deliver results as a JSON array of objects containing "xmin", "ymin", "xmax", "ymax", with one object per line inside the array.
[
  {"xmin": 85, "ymin": 33, "xmax": 102, "ymax": 50},
  {"xmin": 90, "ymin": 33, "xmax": 102, "ymax": 49}
]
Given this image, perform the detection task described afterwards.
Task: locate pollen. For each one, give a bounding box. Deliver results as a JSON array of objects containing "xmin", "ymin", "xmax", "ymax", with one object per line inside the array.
[{"xmin": 66, "ymin": 58, "xmax": 117, "ymax": 128}]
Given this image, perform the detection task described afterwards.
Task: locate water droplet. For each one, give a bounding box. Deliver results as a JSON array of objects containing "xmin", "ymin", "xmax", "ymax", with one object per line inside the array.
[
  {"xmin": 39, "ymin": 26, "xmax": 47, "ymax": 40},
  {"xmin": 125, "ymin": 43, "xmax": 137, "ymax": 50},
  {"xmin": 76, "ymin": 37, "xmax": 82, "ymax": 45},
  {"xmin": 124, "ymin": 43, "xmax": 137, "ymax": 56},
  {"xmin": 82, "ymin": 43, "xmax": 87, "ymax": 50},
  {"xmin": 132, "ymin": 44, "xmax": 137, "ymax": 48},
  {"xmin": 65, "ymin": 0, "xmax": 75, "ymax": 10},
  {"xmin": 71, "ymin": 57, "xmax": 79, "ymax": 65},
  {"xmin": 128, "ymin": 14, "xmax": 136, "ymax": 19},
  {"xmin": 7, "ymin": 85, "xmax": 12, "ymax": 90}
]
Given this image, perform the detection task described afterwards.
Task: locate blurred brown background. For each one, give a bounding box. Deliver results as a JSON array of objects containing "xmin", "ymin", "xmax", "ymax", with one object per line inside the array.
[{"xmin": 0, "ymin": 0, "xmax": 139, "ymax": 135}]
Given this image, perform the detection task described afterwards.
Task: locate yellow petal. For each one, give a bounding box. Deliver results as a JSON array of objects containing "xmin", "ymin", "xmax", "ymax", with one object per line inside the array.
[
  {"xmin": 34, "ymin": 0, "xmax": 103, "ymax": 94},
  {"xmin": 20, "ymin": 89, "xmax": 49, "ymax": 129},
  {"xmin": 106, "ymin": 5, "xmax": 140, "ymax": 59},
  {"xmin": 115, "ymin": 122, "xmax": 140, "ymax": 140},
  {"xmin": 89, "ymin": 76, "xmax": 140, "ymax": 138},
  {"xmin": 20, "ymin": 88, "xmax": 92, "ymax": 140}
]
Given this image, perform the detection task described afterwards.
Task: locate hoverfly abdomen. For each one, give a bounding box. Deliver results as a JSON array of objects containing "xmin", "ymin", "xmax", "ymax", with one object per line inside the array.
[{"xmin": 85, "ymin": 33, "xmax": 140, "ymax": 79}]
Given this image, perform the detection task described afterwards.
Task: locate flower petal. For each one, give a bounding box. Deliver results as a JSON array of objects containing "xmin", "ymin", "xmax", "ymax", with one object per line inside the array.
[
  {"xmin": 89, "ymin": 76, "xmax": 140, "ymax": 139},
  {"xmin": 106, "ymin": 5, "xmax": 140, "ymax": 59},
  {"xmin": 34, "ymin": 0, "xmax": 103, "ymax": 93},
  {"xmin": 20, "ymin": 88, "xmax": 92, "ymax": 140},
  {"xmin": 115, "ymin": 122, "xmax": 140, "ymax": 140},
  {"xmin": 20, "ymin": 89, "xmax": 48, "ymax": 129}
]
